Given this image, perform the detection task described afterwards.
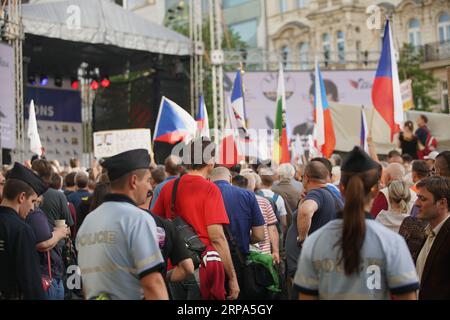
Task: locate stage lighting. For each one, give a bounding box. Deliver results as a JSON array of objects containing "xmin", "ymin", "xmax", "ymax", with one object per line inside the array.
[
  {"xmin": 101, "ymin": 77, "xmax": 110, "ymax": 88},
  {"xmin": 71, "ymin": 78, "xmax": 79, "ymax": 90},
  {"xmin": 28, "ymin": 74, "xmax": 36, "ymax": 85},
  {"xmin": 40, "ymin": 75, "xmax": 48, "ymax": 86},
  {"xmin": 90, "ymin": 80, "xmax": 99, "ymax": 90},
  {"xmin": 54, "ymin": 76, "xmax": 63, "ymax": 87}
]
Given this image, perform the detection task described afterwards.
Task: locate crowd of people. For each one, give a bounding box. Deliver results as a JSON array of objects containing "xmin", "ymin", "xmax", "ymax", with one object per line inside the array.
[{"xmin": 1, "ymin": 117, "xmax": 450, "ymax": 300}]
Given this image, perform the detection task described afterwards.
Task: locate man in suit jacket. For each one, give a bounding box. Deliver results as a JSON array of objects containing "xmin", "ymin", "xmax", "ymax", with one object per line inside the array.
[{"xmin": 415, "ymin": 176, "xmax": 450, "ymax": 300}]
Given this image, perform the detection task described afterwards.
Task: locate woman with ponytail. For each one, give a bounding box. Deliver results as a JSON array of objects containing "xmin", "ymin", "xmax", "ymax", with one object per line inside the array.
[
  {"xmin": 376, "ymin": 181, "xmax": 412, "ymax": 233},
  {"xmin": 293, "ymin": 147, "xmax": 419, "ymax": 300}
]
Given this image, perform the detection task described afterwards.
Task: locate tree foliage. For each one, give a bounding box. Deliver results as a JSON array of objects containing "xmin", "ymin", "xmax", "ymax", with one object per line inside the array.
[{"xmin": 398, "ymin": 43, "xmax": 437, "ymax": 111}]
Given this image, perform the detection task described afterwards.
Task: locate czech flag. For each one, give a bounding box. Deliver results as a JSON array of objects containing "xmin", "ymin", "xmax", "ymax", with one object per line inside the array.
[
  {"xmin": 153, "ymin": 96, "xmax": 197, "ymax": 144},
  {"xmin": 196, "ymin": 95, "xmax": 210, "ymax": 138},
  {"xmin": 231, "ymin": 70, "xmax": 247, "ymax": 129},
  {"xmin": 313, "ymin": 59, "xmax": 335, "ymax": 158},
  {"xmin": 372, "ymin": 19, "xmax": 403, "ymax": 142},
  {"xmin": 360, "ymin": 106, "xmax": 369, "ymax": 153}
]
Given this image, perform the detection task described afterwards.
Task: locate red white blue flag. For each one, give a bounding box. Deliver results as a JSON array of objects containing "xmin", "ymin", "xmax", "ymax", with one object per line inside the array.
[
  {"xmin": 372, "ymin": 19, "xmax": 403, "ymax": 141},
  {"xmin": 153, "ymin": 96, "xmax": 197, "ymax": 144}
]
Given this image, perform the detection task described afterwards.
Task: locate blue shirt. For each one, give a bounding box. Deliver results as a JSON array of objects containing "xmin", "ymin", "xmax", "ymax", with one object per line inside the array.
[
  {"xmin": 150, "ymin": 176, "xmax": 177, "ymax": 210},
  {"xmin": 294, "ymin": 219, "xmax": 419, "ymax": 300},
  {"xmin": 214, "ymin": 180, "xmax": 265, "ymax": 256},
  {"xmin": 68, "ymin": 189, "xmax": 91, "ymax": 214}
]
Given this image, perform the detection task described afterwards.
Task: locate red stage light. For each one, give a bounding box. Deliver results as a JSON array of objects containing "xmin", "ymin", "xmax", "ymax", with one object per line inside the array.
[
  {"xmin": 71, "ymin": 80, "xmax": 79, "ymax": 90},
  {"xmin": 90, "ymin": 80, "xmax": 99, "ymax": 90},
  {"xmin": 101, "ymin": 78, "xmax": 110, "ymax": 88}
]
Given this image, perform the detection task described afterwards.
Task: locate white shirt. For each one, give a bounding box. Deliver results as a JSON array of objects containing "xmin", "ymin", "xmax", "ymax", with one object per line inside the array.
[
  {"xmin": 416, "ymin": 215, "xmax": 450, "ymax": 283},
  {"xmin": 375, "ymin": 210, "xmax": 410, "ymax": 233},
  {"xmin": 259, "ymin": 188, "xmax": 288, "ymax": 217}
]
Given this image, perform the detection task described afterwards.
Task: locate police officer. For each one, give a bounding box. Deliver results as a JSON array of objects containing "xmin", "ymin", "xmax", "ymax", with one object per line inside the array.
[
  {"xmin": 0, "ymin": 162, "xmax": 48, "ymax": 300},
  {"xmin": 76, "ymin": 149, "xmax": 168, "ymax": 300}
]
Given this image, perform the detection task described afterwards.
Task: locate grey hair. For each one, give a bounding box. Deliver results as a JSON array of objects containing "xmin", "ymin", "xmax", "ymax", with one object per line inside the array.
[{"xmin": 278, "ymin": 163, "xmax": 295, "ymax": 180}]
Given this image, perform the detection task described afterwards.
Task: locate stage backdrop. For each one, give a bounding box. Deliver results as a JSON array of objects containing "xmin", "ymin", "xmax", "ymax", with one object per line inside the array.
[
  {"xmin": 225, "ymin": 70, "xmax": 375, "ymax": 136},
  {"xmin": 0, "ymin": 43, "xmax": 17, "ymax": 149},
  {"xmin": 25, "ymin": 87, "xmax": 83, "ymax": 166}
]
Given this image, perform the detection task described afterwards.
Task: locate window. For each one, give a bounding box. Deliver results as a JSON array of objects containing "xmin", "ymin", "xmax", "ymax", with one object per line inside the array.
[
  {"xmin": 337, "ymin": 31, "xmax": 345, "ymax": 63},
  {"xmin": 280, "ymin": 0, "xmax": 288, "ymax": 13},
  {"xmin": 229, "ymin": 19, "xmax": 258, "ymax": 48},
  {"xmin": 281, "ymin": 45, "xmax": 291, "ymax": 69},
  {"xmin": 299, "ymin": 42, "xmax": 309, "ymax": 70},
  {"xmin": 438, "ymin": 12, "xmax": 450, "ymax": 43},
  {"xmin": 443, "ymin": 81, "xmax": 449, "ymax": 113},
  {"xmin": 223, "ymin": 0, "xmax": 251, "ymax": 8},
  {"xmin": 322, "ymin": 33, "xmax": 330, "ymax": 66},
  {"xmin": 298, "ymin": 0, "xmax": 308, "ymax": 8},
  {"xmin": 408, "ymin": 19, "xmax": 421, "ymax": 47}
]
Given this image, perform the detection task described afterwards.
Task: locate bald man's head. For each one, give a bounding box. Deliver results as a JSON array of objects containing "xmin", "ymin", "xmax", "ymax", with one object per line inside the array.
[
  {"xmin": 242, "ymin": 173, "xmax": 256, "ymax": 191},
  {"xmin": 210, "ymin": 166, "xmax": 231, "ymax": 182},
  {"xmin": 383, "ymin": 163, "xmax": 405, "ymax": 185},
  {"xmin": 304, "ymin": 161, "xmax": 329, "ymax": 183}
]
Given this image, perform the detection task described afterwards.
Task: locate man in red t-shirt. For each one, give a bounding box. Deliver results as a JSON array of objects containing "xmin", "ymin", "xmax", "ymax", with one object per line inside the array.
[{"xmin": 152, "ymin": 138, "xmax": 240, "ymax": 300}]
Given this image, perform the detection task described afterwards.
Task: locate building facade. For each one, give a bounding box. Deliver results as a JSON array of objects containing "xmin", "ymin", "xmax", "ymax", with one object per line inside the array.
[{"xmin": 266, "ymin": 0, "xmax": 450, "ymax": 111}]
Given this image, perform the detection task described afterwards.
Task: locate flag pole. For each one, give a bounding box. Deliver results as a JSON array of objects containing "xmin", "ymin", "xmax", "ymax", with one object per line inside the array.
[{"xmin": 368, "ymin": 105, "xmax": 375, "ymax": 135}]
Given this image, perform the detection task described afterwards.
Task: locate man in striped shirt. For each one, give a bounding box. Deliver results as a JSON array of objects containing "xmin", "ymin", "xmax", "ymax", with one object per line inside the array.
[{"xmin": 242, "ymin": 173, "xmax": 280, "ymax": 264}]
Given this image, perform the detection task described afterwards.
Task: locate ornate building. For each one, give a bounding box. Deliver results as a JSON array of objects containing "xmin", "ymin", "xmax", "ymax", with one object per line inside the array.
[{"xmin": 266, "ymin": 0, "xmax": 450, "ymax": 111}]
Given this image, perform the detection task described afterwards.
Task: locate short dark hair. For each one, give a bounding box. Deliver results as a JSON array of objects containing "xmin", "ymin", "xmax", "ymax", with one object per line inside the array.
[
  {"xmin": 416, "ymin": 176, "xmax": 450, "ymax": 211},
  {"xmin": 2, "ymin": 179, "xmax": 35, "ymax": 200},
  {"xmin": 259, "ymin": 174, "xmax": 275, "ymax": 187},
  {"xmin": 305, "ymin": 161, "xmax": 329, "ymax": 182},
  {"xmin": 110, "ymin": 169, "xmax": 148, "ymax": 190},
  {"xmin": 437, "ymin": 151, "xmax": 450, "ymax": 169},
  {"xmin": 31, "ymin": 159, "xmax": 53, "ymax": 184},
  {"xmin": 412, "ymin": 160, "xmax": 430, "ymax": 179},
  {"xmin": 183, "ymin": 138, "xmax": 216, "ymax": 171},
  {"xmin": 75, "ymin": 172, "xmax": 89, "ymax": 189},
  {"xmin": 232, "ymin": 175, "xmax": 248, "ymax": 189},
  {"xmin": 311, "ymin": 157, "xmax": 332, "ymax": 178},
  {"xmin": 151, "ymin": 165, "xmax": 166, "ymax": 185},
  {"xmin": 419, "ymin": 114, "xmax": 428, "ymax": 124},
  {"xmin": 69, "ymin": 158, "xmax": 79, "ymax": 169},
  {"xmin": 64, "ymin": 172, "xmax": 76, "ymax": 188},
  {"xmin": 402, "ymin": 154, "xmax": 413, "ymax": 164},
  {"xmin": 164, "ymin": 156, "xmax": 180, "ymax": 176},
  {"xmin": 388, "ymin": 150, "xmax": 401, "ymax": 159},
  {"xmin": 49, "ymin": 173, "xmax": 63, "ymax": 190}
]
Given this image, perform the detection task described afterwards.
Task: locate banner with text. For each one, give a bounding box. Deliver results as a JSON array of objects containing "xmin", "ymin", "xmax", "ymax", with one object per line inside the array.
[
  {"xmin": 93, "ymin": 129, "xmax": 152, "ymax": 159},
  {"xmin": 25, "ymin": 87, "xmax": 82, "ymax": 166}
]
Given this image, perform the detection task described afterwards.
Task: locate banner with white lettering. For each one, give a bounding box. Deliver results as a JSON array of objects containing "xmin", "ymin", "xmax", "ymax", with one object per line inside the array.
[
  {"xmin": 0, "ymin": 43, "xmax": 17, "ymax": 149},
  {"xmin": 25, "ymin": 87, "xmax": 82, "ymax": 166}
]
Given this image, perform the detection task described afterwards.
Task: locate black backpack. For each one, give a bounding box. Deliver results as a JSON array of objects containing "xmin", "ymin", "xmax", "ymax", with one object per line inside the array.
[{"xmin": 170, "ymin": 177, "xmax": 206, "ymax": 269}]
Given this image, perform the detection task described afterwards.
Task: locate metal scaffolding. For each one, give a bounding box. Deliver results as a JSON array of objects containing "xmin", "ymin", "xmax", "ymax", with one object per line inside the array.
[
  {"xmin": 189, "ymin": 0, "xmax": 204, "ymax": 117},
  {"xmin": 1, "ymin": 0, "xmax": 24, "ymax": 164},
  {"xmin": 208, "ymin": 0, "xmax": 225, "ymax": 141}
]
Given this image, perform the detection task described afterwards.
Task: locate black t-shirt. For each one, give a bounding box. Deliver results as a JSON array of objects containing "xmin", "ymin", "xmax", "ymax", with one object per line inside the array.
[
  {"xmin": 148, "ymin": 212, "xmax": 191, "ymax": 276},
  {"xmin": 285, "ymin": 188, "xmax": 338, "ymax": 277},
  {"xmin": 399, "ymin": 132, "xmax": 418, "ymax": 159},
  {"xmin": 415, "ymin": 126, "xmax": 429, "ymax": 146}
]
